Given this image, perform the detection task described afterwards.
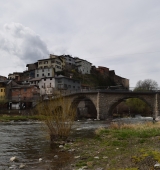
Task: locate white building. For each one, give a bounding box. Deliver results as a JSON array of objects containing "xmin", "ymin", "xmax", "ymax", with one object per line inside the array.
[
  {"xmin": 35, "ymin": 67, "xmax": 55, "ymax": 78},
  {"xmin": 29, "ymin": 77, "xmax": 56, "ymax": 96},
  {"xmin": 61, "ymin": 55, "xmax": 76, "ymax": 66},
  {"xmin": 74, "ymin": 57, "xmax": 92, "ymax": 74},
  {"xmin": 29, "ymin": 75, "xmax": 81, "ymax": 96}
]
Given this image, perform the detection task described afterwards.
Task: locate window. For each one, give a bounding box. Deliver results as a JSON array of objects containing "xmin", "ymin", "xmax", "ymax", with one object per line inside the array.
[
  {"xmin": 1, "ymin": 89, "xmax": 3, "ymax": 92},
  {"xmin": 37, "ymin": 74, "xmax": 39, "ymax": 77},
  {"xmin": 42, "ymin": 69, "xmax": 44, "ymax": 72},
  {"xmin": 39, "ymin": 62, "xmax": 42, "ymax": 65},
  {"xmin": 44, "ymin": 61, "xmax": 48, "ymax": 64},
  {"xmin": 50, "ymin": 78, "xmax": 52, "ymax": 80},
  {"xmin": 24, "ymin": 89, "xmax": 27, "ymax": 92},
  {"xmin": 64, "ymin": 84, "xmax": 67, "ymax": 88},
  {"xmin": 48, "ymin": 73, "xmax": 50, "ymax": 76},
  {"xmin": 42, "ymin": 73, "xmax": 44, "ymax": 76},
  {"xmin": 56, "ymin": 61, "xmax": 61, "ymax": 65},
  {"xmin": 58, "ymin": 80, "xmax": 62, "ymax": 83},
  {"xmin": 56, "ymin": 65, "xmax": 61, "ymax": 69},
  {"xmin": 44, "ymin": 78, "xmax": 46, "ymax": 81}
]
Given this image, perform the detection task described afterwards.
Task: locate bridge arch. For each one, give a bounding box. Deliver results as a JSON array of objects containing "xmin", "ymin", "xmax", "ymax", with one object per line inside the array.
[
  {"xmin": 69, "ymin": 95, "xmax": 97, "ymax": 119},
  {"xmin": 107, "ymin": 96, "xmax": 153, "ymax": 117},
  {"xmin": 98, "ymin": 92, "xmax": 157, "ymax": 119}
]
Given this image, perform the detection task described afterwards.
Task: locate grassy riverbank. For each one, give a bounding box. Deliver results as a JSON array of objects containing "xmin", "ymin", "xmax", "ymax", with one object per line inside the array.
[
  {"xmin": 0, "ymin": 114, "xmax": 42, "ymax": 122},
  {"xmin": 1, "ymin": 114, "xmax": 160, "ymax": 169},
  {"xmin": 64, "ymin": 122, "xmax": 160, "ymax": 170}
]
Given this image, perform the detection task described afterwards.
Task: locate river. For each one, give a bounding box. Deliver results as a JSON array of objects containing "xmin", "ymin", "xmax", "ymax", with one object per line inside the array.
[
  {"xmin": 0, "ymin": 120, "xmax": 111, "ymax": 170},
  {"xmin": 0, "ymin": 117, "xmax": 153, "ymax": 170}
]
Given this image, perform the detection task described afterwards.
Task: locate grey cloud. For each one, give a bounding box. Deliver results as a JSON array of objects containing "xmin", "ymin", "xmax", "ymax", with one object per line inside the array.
[
  {"xmin": 1, "ymin": 23, "xmax": 49, "ymax": 63},
  {"xmin": 1, "ymin": 1, "xmax": 160, "ymax": 87}
]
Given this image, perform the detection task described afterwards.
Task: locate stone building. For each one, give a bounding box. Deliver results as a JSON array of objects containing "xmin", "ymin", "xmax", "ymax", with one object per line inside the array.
[
  {"xmin": 0, "ymin": 80, "xmax": 17, "ymax": 100},
  {"xmin": 55, "ymin": 75, "xmax": 81, "ymax": 92},
  {"xmin": 26, "ymin": 62, "xmax": 38, "ymax": 71},
  {"xmin": 60, "ymin": 55, "xmax": 76, "ymax": 70},
  {"xmin": 109, "ymin": 70, "xmax": 129, "ymax": 89},
  {"xmin": 96, "ymin": 66, "xmax": 110, "ymax": 77},
  {"xmin": 37, "ymin": 54, "xmax": 64, "ymax": 72},
  {"xmin": 74, "ymin": 57, "xmax": 92, "ymax": 74},
  {"xmin": 8, "ymin": 72, "xmax": 23, "ymax": 81},
  {"xmin": 11, "ymin": 84, "xmax": 39, "ymax": 102},
  {"xmin": 0, "ymin": 76, "xmax": 7, "ymax": 81}
]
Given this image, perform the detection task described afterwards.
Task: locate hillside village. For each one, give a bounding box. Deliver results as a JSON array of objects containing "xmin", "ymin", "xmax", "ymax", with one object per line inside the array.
[{"xmin": 0, "ymin": 54, "xmax": 129, "ymax": 110}]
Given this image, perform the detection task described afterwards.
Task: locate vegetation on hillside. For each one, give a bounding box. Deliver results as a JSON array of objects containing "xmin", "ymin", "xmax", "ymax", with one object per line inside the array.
[{"xmin": 57, "ymin": 68, "xmax": 116, "ymax": 88}]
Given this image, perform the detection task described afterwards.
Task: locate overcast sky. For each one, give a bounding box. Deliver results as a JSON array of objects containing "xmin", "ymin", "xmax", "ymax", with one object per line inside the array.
[{"xmin": 1, "ymin": 0, "xmax": 160, "ymax": 87}]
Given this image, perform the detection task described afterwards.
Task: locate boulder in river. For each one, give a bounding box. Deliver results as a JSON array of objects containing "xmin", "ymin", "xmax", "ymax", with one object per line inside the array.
[{"xmin": 10, "ymin": 156, "xmax": 18, "ymax": 162}]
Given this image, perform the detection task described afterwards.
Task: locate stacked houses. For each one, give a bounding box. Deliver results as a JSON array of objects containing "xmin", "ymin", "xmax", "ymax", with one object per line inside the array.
[{"xmin": 0, "ymin": 54, "xmax": 129, "ymax": 110}]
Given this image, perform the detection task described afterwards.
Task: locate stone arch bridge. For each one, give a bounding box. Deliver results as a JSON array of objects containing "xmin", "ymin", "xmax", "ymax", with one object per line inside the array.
[{"xmin": 64, "ymin": 90, "xmax": 160, "ymax": 120}]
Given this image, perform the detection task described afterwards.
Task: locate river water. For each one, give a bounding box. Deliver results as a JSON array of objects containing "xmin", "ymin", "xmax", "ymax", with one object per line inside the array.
[
  {"xmin": 0, "ymin": 120, "xmax": 110, "ymax": 170},
  {"xmin": 0, "ymin": 117, "xmax": 153, "ymax": 170}
]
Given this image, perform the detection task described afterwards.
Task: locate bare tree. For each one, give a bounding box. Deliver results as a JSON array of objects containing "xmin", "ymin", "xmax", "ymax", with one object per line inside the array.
[
  {"xmin": 135, "ymin": 79, "xmax": 158, "ymax": 91},
  {"xmin": 36, "ymin": 94, "xmax": 76, "ymax": 143}
]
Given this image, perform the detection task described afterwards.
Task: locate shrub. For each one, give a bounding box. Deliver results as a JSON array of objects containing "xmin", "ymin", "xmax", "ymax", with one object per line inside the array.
[{"xmin": 36, "ymin": 94, "xmax": 76, "ymax": 142}]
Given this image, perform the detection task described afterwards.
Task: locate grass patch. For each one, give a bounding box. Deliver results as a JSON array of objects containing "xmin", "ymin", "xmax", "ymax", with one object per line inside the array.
[
  {"xmin": 75, "ymin": 161, "xmax": 87, "ymax": 167},
  {"xmin": 68, "ymin": 122, "xmax": 160, "ymax": 169},
  {"xmin": 0, "ymin": 115, "xmax": 42, "ymax": 122}
]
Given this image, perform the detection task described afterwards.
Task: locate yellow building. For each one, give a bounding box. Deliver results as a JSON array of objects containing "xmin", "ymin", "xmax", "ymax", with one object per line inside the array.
[
  {"xmin": 38, "ymin": 54, "xmax": 64, "ymax": 72},
  {"xmin": 0, "ymin": 87, "xmax": 5, "ymax": 99}
]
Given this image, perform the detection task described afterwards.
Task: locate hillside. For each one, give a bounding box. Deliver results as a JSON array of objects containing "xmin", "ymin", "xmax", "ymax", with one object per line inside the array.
[{"xmin": 57, "ymin": 68, "xmax": 116, "ymax": 89}]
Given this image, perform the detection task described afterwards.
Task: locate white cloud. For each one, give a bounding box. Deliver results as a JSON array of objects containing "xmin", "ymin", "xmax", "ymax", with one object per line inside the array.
[{"xmin": 0, "ymin": 22, "xmax": 49, "ymax": 76}]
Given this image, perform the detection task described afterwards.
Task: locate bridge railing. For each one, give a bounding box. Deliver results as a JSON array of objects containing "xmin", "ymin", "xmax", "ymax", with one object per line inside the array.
[
  {"xmin": 129, "ymin": 87, "xmax": 160, "ymax": 92},
  {"xmin": 59, "ymin": 87, "xmax": 160, "ymax": 95}
]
